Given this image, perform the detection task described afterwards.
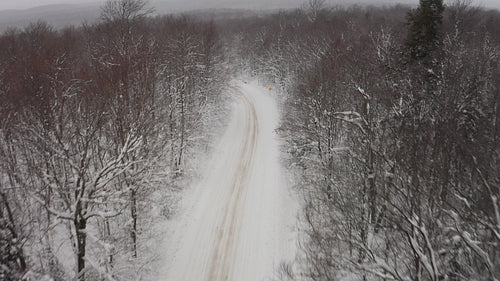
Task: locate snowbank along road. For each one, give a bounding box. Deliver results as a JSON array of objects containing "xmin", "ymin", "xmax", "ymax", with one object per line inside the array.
[{"xmin": 160, "ymin": 81, "xmax": 296, "ymax": 281}]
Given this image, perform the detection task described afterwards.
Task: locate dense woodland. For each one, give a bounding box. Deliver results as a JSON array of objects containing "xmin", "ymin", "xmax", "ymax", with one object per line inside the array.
[
  {"xmin": 0, "ymin": 1, "xmax": 226, "ymax": 280},
  {"xmin": 1, "ymin": 0, "xmax": 499, "ymax": 280}
]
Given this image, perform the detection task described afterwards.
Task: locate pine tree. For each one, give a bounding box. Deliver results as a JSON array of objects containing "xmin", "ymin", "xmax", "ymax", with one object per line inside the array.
[{"xmin": 405, "ymin": 0, "xmax": 445, "ymax": 61}]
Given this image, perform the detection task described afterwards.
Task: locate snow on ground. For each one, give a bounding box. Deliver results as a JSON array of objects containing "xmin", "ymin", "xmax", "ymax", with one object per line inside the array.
[{"xmin": 157, "ymin": 79, "xmax": 298, "ymax": 281}]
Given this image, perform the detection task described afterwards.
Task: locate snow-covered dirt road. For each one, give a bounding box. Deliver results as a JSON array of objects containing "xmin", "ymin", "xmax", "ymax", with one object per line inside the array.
[{"xmin": 159, "ymin": 81, "xmax": 296, "ymax": 281}]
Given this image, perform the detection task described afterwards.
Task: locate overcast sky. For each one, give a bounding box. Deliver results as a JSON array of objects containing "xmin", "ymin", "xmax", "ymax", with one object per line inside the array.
[
  {"xmin": 0, "ymin": 0, "xmax": 103, "ymax": 10},
  {"xmin": 0, "ymin": 0, "xmax": 498, "ymax": 11}
]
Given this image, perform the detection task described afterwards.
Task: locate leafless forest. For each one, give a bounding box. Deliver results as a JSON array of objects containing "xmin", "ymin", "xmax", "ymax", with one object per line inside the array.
[{"xmin": 1, "ymin": 0, "xmax": 499, "ymax": 280}]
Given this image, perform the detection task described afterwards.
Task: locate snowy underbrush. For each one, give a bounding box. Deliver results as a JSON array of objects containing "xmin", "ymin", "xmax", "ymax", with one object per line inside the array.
[
  {"xmin": 7, "ymin": 85, "xmax": 234, "ymax": 281},
  {"xmin": 83, "ymin": 87, "xmax": 234, "ymax": 281},
  {"xmin": 147, "ymin": 83, "xmax": 235, "ymax": 280}
]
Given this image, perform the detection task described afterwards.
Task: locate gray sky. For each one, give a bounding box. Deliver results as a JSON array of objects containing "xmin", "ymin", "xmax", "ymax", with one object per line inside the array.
[
  {"xmin": 0, "ymin": 0, "xmax": 102, "ymax": 10},
  {"xmin": 0, "ymin": 0, "xmax": 498, "ymax": 11}
]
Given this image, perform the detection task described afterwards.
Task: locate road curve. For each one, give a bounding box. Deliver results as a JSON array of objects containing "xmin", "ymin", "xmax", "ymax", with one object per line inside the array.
[
  {"xmin": 161, "ymin": 82, "xmax": 295, "ymax": 281},
  {"xmin": 206, "ymin": 88, "xmax": 259, "ymax": 281}
]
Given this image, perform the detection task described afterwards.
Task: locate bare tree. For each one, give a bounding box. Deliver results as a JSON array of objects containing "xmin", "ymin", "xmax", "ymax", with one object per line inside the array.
[{"xmin": 304, "ymin": 0, "xmax": 327, "ymax": 21}]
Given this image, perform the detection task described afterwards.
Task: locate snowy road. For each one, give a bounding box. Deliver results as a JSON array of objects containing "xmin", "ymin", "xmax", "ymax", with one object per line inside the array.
[{"xmin": 160, "ymin": 81, "xmax": 295, "ymax": 281}]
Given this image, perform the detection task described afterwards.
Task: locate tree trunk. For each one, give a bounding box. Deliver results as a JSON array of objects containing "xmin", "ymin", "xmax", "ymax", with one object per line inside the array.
[
  {"xmin": 0, "ymin": 191, "xmax": 27, "ymax": 272},
  {"xmin": 74, "ymin": 209, "xmax": 87, "ymax": 280},
  {"xmin": 106, "ymin": 219, "xmax": 113, "ymax": 266},
  {"xmin": 130, "ymin": 188, "xmax": 138, "ymax": 258},
  {"xmin": 177, "ymin": 83, "xmax": 186, "ymax": 172}
]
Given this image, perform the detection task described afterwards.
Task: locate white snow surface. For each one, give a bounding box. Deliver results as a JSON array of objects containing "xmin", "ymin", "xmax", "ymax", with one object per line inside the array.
[{"xmin": 157, "ymin": 80, "xmax": 297, "ymax": 281}]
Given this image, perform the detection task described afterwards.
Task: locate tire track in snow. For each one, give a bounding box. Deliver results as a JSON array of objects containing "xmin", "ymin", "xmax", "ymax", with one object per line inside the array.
[
  {"xmin": 160, "ymin": 82, "xmax": 296, "ymax": 281},
  {"xmin": 207, "ymin": 87, "xmax": 259, "ymax": 281}
]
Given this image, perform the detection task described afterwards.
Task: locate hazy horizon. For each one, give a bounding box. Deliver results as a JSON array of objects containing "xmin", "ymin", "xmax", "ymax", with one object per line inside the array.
[
  {"xmin": 0, "ymin": 0, "xmax": 499, "ymax": 12},
  {"xmin": 0, "ymin": 0, "xmax": 498, "ymax": 12},
  {"xmin": 0, "ymin": 0, "xmax": 498, "ymax": 15}
]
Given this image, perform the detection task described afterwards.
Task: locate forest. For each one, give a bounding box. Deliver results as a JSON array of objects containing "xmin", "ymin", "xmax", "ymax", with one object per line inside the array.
[{"xmin": 0, "ymin": 0, "xmax": 499, "ymax": 280}]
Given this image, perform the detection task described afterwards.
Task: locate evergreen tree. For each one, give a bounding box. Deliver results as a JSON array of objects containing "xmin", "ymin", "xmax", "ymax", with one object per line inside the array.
[{"xmin": 405, "ymin": 0, "xmax": 445, "ymax": 60}]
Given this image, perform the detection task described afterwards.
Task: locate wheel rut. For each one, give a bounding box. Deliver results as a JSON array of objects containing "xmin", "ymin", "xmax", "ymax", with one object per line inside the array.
[{"xmin": 206, "ymin": 87, "xmax": 259, "ymax": 281}]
